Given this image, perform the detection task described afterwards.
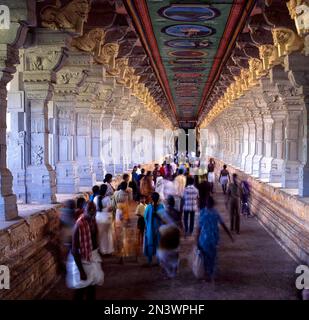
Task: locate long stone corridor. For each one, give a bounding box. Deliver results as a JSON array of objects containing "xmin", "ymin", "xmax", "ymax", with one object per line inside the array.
[
  {"xmin": 0, "ymin": 0, "xmax": 308, "ymax": 301},
  {"xmin": 45, "ymin": 182, "xmax": 298, "ymax": 300}
]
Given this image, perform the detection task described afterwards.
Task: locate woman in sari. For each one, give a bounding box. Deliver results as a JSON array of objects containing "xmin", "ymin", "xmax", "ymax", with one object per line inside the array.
[
  {"xmin": 113, "ymin": 182, "xmax": 131, "ymax": 263},
  {"xmin": 196, "ymin": 196, "xmax": 233, "ymax": 283},
  {"xmin": 94, "ymin": 185, "xmax": 114, "ymax": 255},
  {"xmin": 143, "ymin": 192, "xmax": 165, "ymax": 266},
  {"xmin": 140, "ymin": 171, "xmax": 154, "ymax": 203}
]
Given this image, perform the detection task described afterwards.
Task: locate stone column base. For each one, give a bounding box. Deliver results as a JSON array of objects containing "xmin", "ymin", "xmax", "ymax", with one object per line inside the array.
[
  {"xmin": 281, "ymin": 161, "xmax": 300, "ymax": 189},
  {"xmin": 244, "ymin": 154, "xmax": 254, "ymax": 174},
  {"xmin": 0, "ymin": 168, "xmax": 18, "ymax": 220},
  {"xmin": 11, "ymin": 171, "xmax": 26, "ymax": 204},
  {"xmin": 299, "ymin": 166, "xmax": 309, "ymax": 197},
  {"xmin": 92, "ymin": 158, "xmax": 104, "ymax": 182},
  {"xmin": 77, "ymin": 160, "xmax": 96, "ymax": 188},
  {"xmin": 240, "ymin": 153, "xmax": 248, "ymax": 171},
  {"xmin": 260, "ymin": 157, "xmax": 274, "ymax": 181},
  {"xmin": 56, "ymin": 161, "xmax": 80, "ymax": 194},
  {"xmin": 269, "ymin": 159, "xmax": 284, "ymax": 183},
  {"xmin": 26, "ymin": 165, "xmax": 57, "ymax": 204},
  {"xmin": 252, "ymin": 155, "xmax": 263, "ymax": 178}
]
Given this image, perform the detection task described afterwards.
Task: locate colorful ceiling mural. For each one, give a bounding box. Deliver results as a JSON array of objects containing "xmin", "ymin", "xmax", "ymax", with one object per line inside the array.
[
  {"xmin": 147, "ymin": 1, "xmax": 232, "ymax": 121},
  {"xmin": 125, "ymin": 0, "xmax": 254, "ymax": 127}
]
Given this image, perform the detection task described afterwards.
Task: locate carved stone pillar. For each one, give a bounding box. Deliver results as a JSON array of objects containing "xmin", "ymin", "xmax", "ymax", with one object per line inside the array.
[
  {"xmin": 285, "ymin": 52, "xmax": 309, "ymax": 196},
  {"xmin": 54, "ymin": 98, "xmax": 80, "ymax": 193},
  {"xmin": 281, "ymin": 109, "xmax": 303, "ymax": 188},
  {"xmin": 252, "ymin": 114, "xmax": 264, "ymax": 178},
  {"xmin": 52, "ymin": 64, "xmax": 90, "ymax": 194},
  {"xmin": 0, "ymin": 0, "xmax": 34, "ymax": 219},
  {"xmin": 0, "ymin": 73, "xmax": 18, "ymax": 219},
  {"xmin": 6, "ymin": 51, "xmax": 26, "ymax": 203},
  {"xmin": 102, "ymin": 114, "xmax": 115, "ymax": 175},
  {"xmin": 235, "ymin": 124, "xmax": 244, "ymax": 168},
  {"xmin": 23, "ymin": 84, "xmax": 57, "ymax": 203},
  {"xmin": 75, "ymin": 104, "xmax": 95, "ymax": 187},
  {"xmin": 260, "ymin": 115, "xmax": 275, "ymax": 181},
  {"xmin": 270, "ymin": 111, "xmax": 286, "ymax": 183},
  {"xmin": 91, "ymin": 109, "xmax": 104, "ymax": 182},
  {"xmin": 245, "ymin": 118, "xmax": 256, "ymax": 175}
]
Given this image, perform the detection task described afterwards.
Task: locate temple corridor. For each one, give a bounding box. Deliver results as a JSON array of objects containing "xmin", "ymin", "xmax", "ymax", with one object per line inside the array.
[
  {"xmin": 45, "ymin": 182, "xmax": 298, "ymax": 300},
  {"xmin": 0, "ymin": 0, "xmax": 309, "ymax": 300}
]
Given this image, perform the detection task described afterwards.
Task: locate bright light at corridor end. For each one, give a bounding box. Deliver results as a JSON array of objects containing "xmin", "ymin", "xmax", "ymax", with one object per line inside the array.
[{"xmin": 100, "ymin": 121, "xmax": 208, "ymax": 166}]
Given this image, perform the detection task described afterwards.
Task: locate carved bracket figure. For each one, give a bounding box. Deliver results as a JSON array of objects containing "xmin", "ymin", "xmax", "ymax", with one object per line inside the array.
[{"xmin": 40, "ymin": 0, "xmax": 91, "ymax": 35}]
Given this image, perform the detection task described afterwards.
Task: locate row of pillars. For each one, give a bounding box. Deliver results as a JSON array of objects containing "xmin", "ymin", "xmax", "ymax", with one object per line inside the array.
[{"xmin": 202, "ymin": 57, "xmax": 309, "ymax": 197}]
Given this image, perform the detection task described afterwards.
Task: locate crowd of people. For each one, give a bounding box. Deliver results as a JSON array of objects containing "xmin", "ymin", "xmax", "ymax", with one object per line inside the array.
[{"xmin": 59, "ymin": 157, "xmax": 253, "ymax": 300}]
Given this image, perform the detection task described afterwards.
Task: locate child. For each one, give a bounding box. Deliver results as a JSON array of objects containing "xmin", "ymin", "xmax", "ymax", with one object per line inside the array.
[{"xmin": 135, "ymin": 195, "xmax": 147, "ymax": 260}]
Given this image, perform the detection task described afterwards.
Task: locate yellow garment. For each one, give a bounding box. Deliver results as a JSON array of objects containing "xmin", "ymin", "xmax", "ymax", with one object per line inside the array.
[
  {"xmin": 174, "ymin": 174, "xmax": 186, "ymax": 197},
  {"xmin": 117, "ymin": 203, "xmax": 129, "ymax": 221},
  {"xmin": 135, "ymin": 203, "xmax": 146, "ymax": 217}
]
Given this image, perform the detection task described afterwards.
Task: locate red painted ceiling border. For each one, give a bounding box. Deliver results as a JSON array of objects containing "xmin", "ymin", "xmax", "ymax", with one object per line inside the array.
[
  {"xmin": 197, "ymin": 0, "xmax": 256, "ymax": 121},
  {"xmin": 124, "ymin": 0, "xmax": 178, "ymax": 124}
]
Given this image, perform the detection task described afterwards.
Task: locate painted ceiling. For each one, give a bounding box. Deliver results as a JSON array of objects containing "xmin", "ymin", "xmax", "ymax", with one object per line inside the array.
[
  {"xmin": 147, "ymin": 0, "xmax": 232, "ymax": 123},
  {"xmin": 125, "ymin": 0, "xmax": 254, "ymax": 128}
]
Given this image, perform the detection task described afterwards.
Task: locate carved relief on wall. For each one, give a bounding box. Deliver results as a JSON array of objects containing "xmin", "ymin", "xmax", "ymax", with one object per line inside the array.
[
  {"xmin": 31, "ymin": 118, "xmax": 44, "ymax": 134},
  {"xmin": 286, "ymin": 0, "xmax": 309, "ymax": 36},
  {"xmin": 98, "ymin": 88, "xmax": 113, "ymax": 103},
  {"xmin": 40, "ymin": 0, "xmax": 91, "ymax": 35},
  {"xmin": 272, "ymin": 27, "xmax": 304, "ymax": 57},
  {"xmin": 115, "ymin": 58, "xmax": 129, "ymax": 84},
  {"xmin": 248, "ymin": 58, "xmax": 263, "ymax": 86},
  {"xmin": 58, "ymin": 108, "xmax": 75, "ymax": 136},
  {"xmin": 31, "ymin": 145, "xmax": 44, "ymax": 166},
  {"xmin": 94, "ymin": 43, "xmax": 120, "ymax": 75},
  {"xmin": 76, "ymin": 113, "xmax": 89, "ymax": 136},
  {"xmin": 71, "ymin": 28, "xmax": 105, "ymax": 56},
  {"xmin": 26, "ymin": 51, "xmax": 62, "ymax": 71}
]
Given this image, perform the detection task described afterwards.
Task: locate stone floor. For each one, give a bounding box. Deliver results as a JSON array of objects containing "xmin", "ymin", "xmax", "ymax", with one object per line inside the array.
[{"xmin": 44, "ymin": 183, "xmax": 299, "ymax": 300}]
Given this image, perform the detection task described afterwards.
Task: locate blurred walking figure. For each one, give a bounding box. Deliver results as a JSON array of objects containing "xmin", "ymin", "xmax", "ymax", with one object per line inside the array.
[
  {"xmin": 240, "ymin": 179, "xmax": 251, "ymax": 217},
  {"xmin": 59, "ymin": 199, "xmax": 76, "ymax": 272},
  {"xmin": 144, "ymin": 192, "xmax": 165, "ymax": 266},
  {"xmin": 153, "ymin": 163, "xmax": 160, "ymax": 185},
  {"xmin": 157, "ymin": 223, "xmax": 180, "ymax": 279},
  {"xmin": 104, "ymin": 174, "xmax": 115, "ymax": 197},
  {"xmin": 155, "ymin": 175, "xmax": 165, "ymax": 200},
  {"xmin": 196, "ymin": 197, "xmax": 233, "ymax": 283},
  {"xmin": 94, "ymin": 185, "xmax": 114, "ymax": 255},
  {"xmin": 219, "ymin": 165, "xmax": 231, "ymax": 194},
  {"xmin": 174, "ymin": 168, "xmax": 186, "ymax": 212},
  {"xmin": 132, "ymin": 166, "xmax": 139, "ymax": 184},
  {"xmin": 159, "ymin": 163, "xmax": 166, "ymax": 178},
  {"xmin": 207, "ymin": 158, "xmax": 216, "ymax": 193},
  {"xmin": 198, "ymin": 174, "xmax": 211, "ymax": 210},
  {"xmin": 135, "ymin": 195, "xmax": 147, "ymax": 259},
  {"xmin": 140, "ymin": 171, "xmax": 154, "ymax": 203},
  {"xmin": 165, "ymin": 195, "xmax": 182, "ymax": 230},
  {"xmin": 90, "ymin": 185, "xmax": 100, "ymax": 202},
  {"xmin": 183, "ymin": 176, "xmax": 199, "ymax": 237},
  {"xmin": 68, "ymin": 202, "xmax": 104, "ymax": 300},
  {"xmin": 226, "ymin": 174, "xmax": 241, "ymax": 234},
  {"xmin": 75, "ymin": 197, "xmax": 86, "ymax": 221}
]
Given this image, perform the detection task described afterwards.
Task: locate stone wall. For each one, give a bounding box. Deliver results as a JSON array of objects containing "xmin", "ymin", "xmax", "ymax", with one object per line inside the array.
[
  {"xmin": 210, "ymin": 157, "xmax": 309, "ymax": 265},
  {"xmin": 0, "ymin": 206, "xmax": 61, "ymax": 299}
]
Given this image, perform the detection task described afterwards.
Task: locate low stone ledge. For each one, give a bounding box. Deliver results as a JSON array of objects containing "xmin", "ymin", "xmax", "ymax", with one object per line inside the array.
[{"xmin": 209, "ymin": 157, "xmax": 309, "ymax": 265}]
